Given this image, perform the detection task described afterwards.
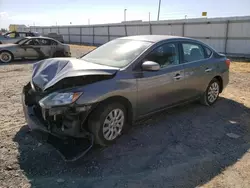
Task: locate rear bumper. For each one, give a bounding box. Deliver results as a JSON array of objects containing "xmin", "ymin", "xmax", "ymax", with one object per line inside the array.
[
  {"xmin": 64, "ymin": 51, "xmax": 71, "ymax": 57},
  {"xmin": 22, "ymin": 85, "xmax": 91, "ymax": 139}
]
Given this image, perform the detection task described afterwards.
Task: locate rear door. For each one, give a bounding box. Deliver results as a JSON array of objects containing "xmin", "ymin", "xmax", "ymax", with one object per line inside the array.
[
  {"xmin": 180, "ymin": 42, "xmax": 216, "ymax": 98},
  {"xmin": 136, "ymin": 42, "xmax": 187, "ymax": 116},
  {"xmin": 37, "ymin": 38, "xmax": 54, "ymax": 57}
]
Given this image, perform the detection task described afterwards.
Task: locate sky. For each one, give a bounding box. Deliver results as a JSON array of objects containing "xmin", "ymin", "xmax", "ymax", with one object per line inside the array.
[{"xmin": 0, "ymin": 0, "xmax": 250, "ymax": 29}]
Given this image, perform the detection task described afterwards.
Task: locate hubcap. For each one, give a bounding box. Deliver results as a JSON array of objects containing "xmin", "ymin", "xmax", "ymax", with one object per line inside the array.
[
  {"xmin": 103, "ymin": 108, "xmax": 125, "ymax": 141},
  {"xmin": 207, "ymin": 82, "xmax": 219, "ymax": 103},
  {"xmin": 0, "ymin": 52, "xmax": 11, "ymax": 63}
]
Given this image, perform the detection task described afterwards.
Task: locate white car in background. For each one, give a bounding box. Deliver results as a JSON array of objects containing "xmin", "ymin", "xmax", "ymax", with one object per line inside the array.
[{"xmin": 0, "ymin": 36, "xmax": 71, "ymax": 63}]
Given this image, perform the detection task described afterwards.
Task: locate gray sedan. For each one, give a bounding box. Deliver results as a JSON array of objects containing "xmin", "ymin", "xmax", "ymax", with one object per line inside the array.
[
  {"xmin": 0, "ymin": 37, "xmax": 71, "ymax": 63},
  {"xmin": 22, "ymin": 35, "xmax": 229, "ymax": 149}
]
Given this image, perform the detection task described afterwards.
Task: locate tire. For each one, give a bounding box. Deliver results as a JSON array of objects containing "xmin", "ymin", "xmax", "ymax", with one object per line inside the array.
[
  {"xmin": 88, "ymin": 102, "xmax": 128, "ymax": 146},
  {"xmin": 0, "ymin": 51, "xmax": 13, "ymax": 63},
  {"xmin": 200, "ymin": 78, "xmax": 221, "ymax": 106},
  {"xmin": 53, "ymin": 51, "xmax": 65, "ymax": 57}
]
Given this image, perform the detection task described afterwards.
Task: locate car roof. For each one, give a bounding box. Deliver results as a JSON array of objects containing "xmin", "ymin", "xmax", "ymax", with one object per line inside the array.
[
  {"xmin": 25, "ymin": 36, "xmax": 59, "ymax": 41},
  {"xmin": 119, "ymin": 35, "xmax": 191, "ymax": 43}
]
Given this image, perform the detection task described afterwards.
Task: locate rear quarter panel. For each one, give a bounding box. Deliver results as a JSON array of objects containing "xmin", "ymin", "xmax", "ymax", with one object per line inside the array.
[{"xmin": 215, "ymin": 57, "xmax": 229, "ymax": 90}]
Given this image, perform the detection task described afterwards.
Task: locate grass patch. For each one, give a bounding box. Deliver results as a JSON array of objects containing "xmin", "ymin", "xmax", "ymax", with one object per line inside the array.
[{"xmin": 230, "ymin": 62, "xmax": 250, "ymax": 73}]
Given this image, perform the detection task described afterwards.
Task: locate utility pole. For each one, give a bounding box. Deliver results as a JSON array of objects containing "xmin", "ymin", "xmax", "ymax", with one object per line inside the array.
[
  {"xmin": 149, "ymin": 12, "xmax": 151, "ymax": 22},
  {"xmin": 124, "ymin": 9, "xmax": 127, "ymax": 22},
  {"xmin": 157, "ymin": 0, "xmax": 161, "ymax": 21}
]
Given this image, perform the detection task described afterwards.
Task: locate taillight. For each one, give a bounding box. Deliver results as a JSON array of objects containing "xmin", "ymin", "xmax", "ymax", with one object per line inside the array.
[{"xmin": 225, "ymin": 59, "xmax": 230, "ymax": 68}]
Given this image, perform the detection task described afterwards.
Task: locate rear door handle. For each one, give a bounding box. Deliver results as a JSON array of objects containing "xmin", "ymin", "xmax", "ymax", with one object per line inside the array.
[
  {"xmin": 205, "ymin": 68, "xmax": 212, "ymax": 72},
  {"xmin": 173, "ymin": 74, "xmax": 182, "ymax": 80}
]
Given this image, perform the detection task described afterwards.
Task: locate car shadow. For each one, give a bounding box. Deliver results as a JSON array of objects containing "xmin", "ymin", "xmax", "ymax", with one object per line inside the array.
[{"xmin": 13, "ymin": 97, "xmax": 250, "ymax": 188}]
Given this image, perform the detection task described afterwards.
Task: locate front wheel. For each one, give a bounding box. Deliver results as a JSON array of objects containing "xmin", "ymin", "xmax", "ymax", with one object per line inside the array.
[
  {"xmin": 0, "ymin": 51, "xmax": 13, "ymax": 63},
  {"xmin": 201, "ymin": 78, "xmax": 220, "ymax": 106},
  {"xmin": 88, "ymin": 103, "xmax": 127, "ymax": 146}
]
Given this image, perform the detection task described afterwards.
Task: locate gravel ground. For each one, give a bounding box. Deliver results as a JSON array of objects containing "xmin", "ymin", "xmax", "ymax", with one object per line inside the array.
[{"xmin": 0, "ymin": 46, "xmax": 250, "ymax": 188}]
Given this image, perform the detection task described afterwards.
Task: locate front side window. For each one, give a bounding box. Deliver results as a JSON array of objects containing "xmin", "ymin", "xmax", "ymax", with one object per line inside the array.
[
  {"xmin": 144, "ymin": 43, "xmax": 179, "ymax": 68},
  {"xmin": 24, "ymin": 39, "xmax": 40, "ymax": 46},
  {"xmin": 81, "ymin": 39, "xmax": 152, "ymax": 68},
  {"xmin": 182, "ymin": 43, "xmax": 205, "ymax": 63}
]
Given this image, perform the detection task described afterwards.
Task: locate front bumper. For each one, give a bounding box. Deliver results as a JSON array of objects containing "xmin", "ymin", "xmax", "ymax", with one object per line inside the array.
[{"xmin": 22, "ymin": 83, "xmax": 91, "ymax": 139}]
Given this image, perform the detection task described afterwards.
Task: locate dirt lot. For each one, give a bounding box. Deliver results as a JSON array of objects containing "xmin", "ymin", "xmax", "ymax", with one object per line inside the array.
[{"xmin": 0, "ymin": 46, "xmax": 250, "ymax": 188}]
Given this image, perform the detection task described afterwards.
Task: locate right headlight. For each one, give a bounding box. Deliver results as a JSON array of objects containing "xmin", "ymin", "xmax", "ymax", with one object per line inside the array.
[{"xmin": 39, "ymin": 92, "xmax": 82, "ymax": 108}]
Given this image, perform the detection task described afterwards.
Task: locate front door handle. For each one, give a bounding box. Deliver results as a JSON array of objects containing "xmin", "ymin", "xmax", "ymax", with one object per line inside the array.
[
  {"xmin": 173, "ymin": 74, "xmax": 182, "ymax": 80},
  {"xmin": 205, "ymin": 68, "xmax": 213, "ymax": 72}
]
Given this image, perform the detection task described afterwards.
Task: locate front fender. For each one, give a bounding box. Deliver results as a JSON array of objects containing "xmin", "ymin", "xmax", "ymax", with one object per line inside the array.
[{"xmin": 75, "ymin": 73, "xmax": 137, "ymax": 112}]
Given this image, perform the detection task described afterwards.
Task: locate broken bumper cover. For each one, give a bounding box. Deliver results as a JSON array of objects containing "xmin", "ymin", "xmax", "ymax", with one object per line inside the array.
[
  {"xmin": 22, "ymin": 87, "xmax": 95, "ymax": 162},
  {"xmin": 22, "ymin": 87, "xmax": 91, "ymax": 139}
]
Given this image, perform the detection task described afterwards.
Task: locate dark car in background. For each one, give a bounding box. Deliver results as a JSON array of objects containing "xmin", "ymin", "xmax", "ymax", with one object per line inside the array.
[
  {"xmin": 0, "ymin": 31, "xmax": 40, "ymax": 44},
  {"xmin": 22, "ymin": 35, "xmax": 230, "ymax": 147},
  {"xmin": 46, "ymin": 33, "xmax": 64, "ymax": 43}
]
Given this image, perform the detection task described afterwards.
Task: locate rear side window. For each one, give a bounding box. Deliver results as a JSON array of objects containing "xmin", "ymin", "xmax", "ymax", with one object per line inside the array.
[
  {"xmin": 38, "ymin": 39, "xmax": 51, "ymax": 45},
  {"xmin": 182, "ymin": 43, "xmax": 205, "ymax": 63},
  {"xmin": 18, "ymin": 33, "xmax": 26, "ymax": 37},
  {"xmin": 205, "ymin": 47, "xmax": 212, "ymax": 57},
  {"xmin": 51, "ymin": 40, "xmax": 58, "ymax": 45}
]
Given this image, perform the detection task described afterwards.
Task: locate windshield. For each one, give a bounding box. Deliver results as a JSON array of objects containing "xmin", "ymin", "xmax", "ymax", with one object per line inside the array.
[{"xmin": 81, "ymin": 39, "xmax": 152, "ymax": 68}]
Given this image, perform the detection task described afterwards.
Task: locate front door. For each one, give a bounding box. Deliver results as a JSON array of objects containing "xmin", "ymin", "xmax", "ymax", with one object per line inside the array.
[
  {"xmin": 136, "ymin": 42, "xmax": 186, "ymax": 116},
  {"xmin": 37, "ymin": 38, "xmax": 54, "ymax": 58},
  {"xmin": 18, "ymin": 39, "xmax": 41, "ymax": 59}
]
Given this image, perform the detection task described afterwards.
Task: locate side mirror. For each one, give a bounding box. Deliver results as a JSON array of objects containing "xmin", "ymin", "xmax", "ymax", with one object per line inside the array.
[{"xmin": 141, "ymin": 61, "xmax": 160, "ymax": 71}]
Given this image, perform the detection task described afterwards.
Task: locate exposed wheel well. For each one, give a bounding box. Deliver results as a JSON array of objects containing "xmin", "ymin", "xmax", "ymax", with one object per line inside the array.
[
  {"xmin": 82, "ymin": 96, "xmax": 133, "ymax": 130},
  {"xmin": 214, "ymin": 75, "xmax": 223, "ymax": 93},
  {"xmin": 96, "ymin": 96, "xmax": 133, "ymax": 123}
]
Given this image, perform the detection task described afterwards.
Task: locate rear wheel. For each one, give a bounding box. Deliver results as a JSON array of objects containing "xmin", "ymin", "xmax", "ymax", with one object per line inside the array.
[
  {"xmin": 0, "ymin": 51, "xmax": 13, "ymax": 63},
  {"xmin": 201, "ymin": 78, "xmax": 220, "ymax": 106},
  {"xmin": 53, "ymin": 51, "xmax": 65, "ymax": 57},
  {"xmin": 88, "ymin": 103, "xmax": 127, "ymax": 146}
]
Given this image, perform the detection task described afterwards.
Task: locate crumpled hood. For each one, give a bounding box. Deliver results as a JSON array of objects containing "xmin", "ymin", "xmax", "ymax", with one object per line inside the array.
[{"xmin": 32, "ymin": 57, "xmax": 119, "ymax": 91}]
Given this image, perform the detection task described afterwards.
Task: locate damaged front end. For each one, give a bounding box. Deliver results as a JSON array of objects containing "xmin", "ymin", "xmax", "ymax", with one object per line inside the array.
[
  {"xmin": 21, "ymin": 58, "xmax": 117, "ymax": 161},
  {"xmin": 22, "ymin": 82, "xmax": 93, "ymax": 139},
  {"xmin": 22, "ymin": 82, "xmax": 95, "ymax": 162},
  {"xmin": 22, "ymin": 58, "xmax": 117, "ymax": 138}
]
